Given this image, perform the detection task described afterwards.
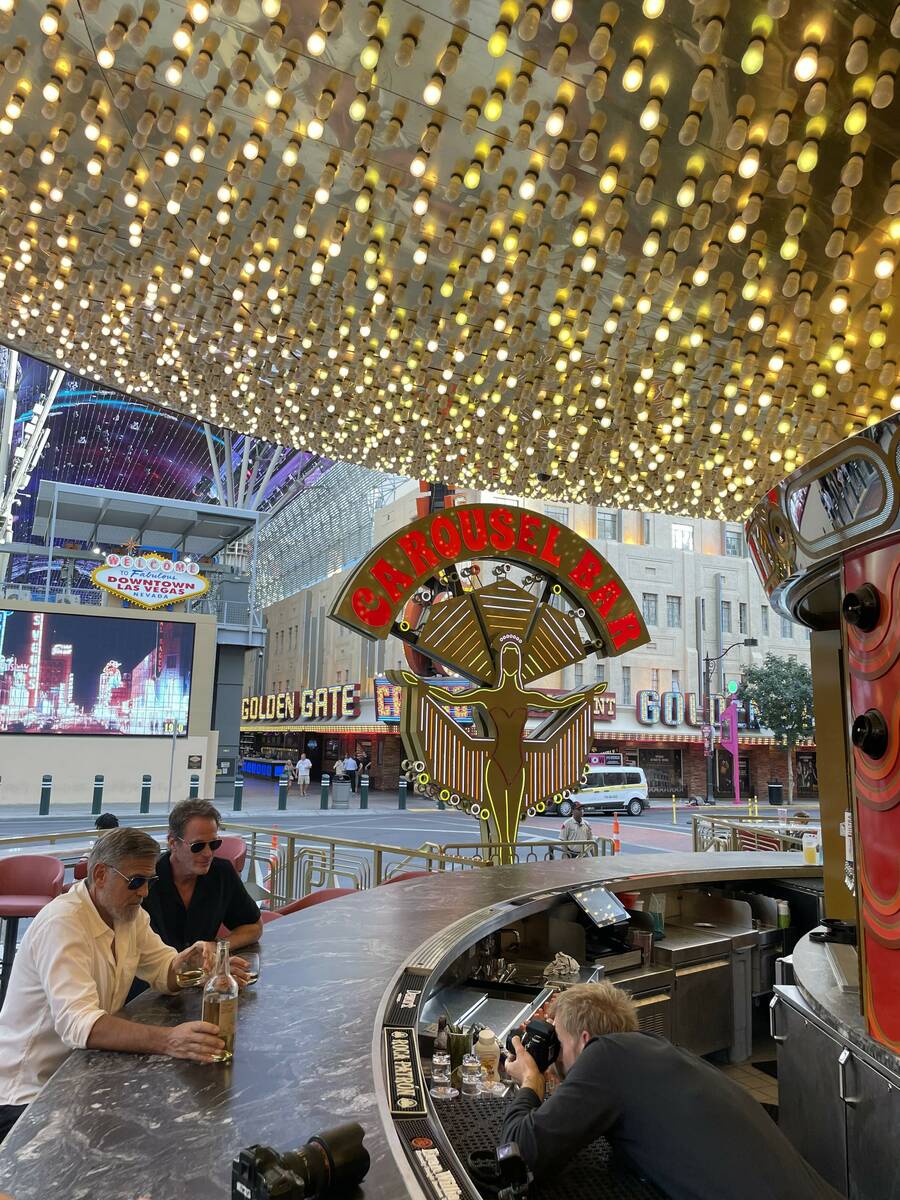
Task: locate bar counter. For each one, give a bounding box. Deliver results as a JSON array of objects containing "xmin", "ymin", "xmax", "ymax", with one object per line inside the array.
[{"xmin": 0, "ymin": 852, "xmax": 814, "ymax": 1200}]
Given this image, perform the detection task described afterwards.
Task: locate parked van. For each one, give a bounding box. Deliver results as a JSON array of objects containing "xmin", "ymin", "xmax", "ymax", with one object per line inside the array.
[{"xmin": 555, "ymin": 766, "xmax": 650, "ymax": 817}]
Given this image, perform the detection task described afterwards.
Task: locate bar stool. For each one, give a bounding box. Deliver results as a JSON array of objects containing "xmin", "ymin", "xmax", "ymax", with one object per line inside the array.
[
  {"xmin": 214, "ymin": 836, "xmax": 247, "ymax": 874},
  {"xmin": 276, "ymin": 887, "xmax": 357, "ymax": 915},
  {"xmin": 0, "ymin": 855, "xmax": 65, "ymax": 1005},
  {"xmin": 378, "ymin": 870, "xmax": 431, "ymax": 885}
]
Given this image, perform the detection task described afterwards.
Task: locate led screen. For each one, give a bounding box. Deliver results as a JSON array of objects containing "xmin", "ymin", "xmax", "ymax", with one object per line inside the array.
[{"xmin": 0, "ymin": 608, "xmax": 194, "ymax": 736}]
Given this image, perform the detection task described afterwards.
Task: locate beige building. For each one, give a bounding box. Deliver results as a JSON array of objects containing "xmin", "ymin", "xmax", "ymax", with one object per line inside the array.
[{"xmin": 242, "ymin": 485, "xmax": 812, "ymax": 799}]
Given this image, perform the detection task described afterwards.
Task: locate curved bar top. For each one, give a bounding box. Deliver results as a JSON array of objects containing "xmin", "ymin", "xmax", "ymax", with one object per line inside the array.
[{"xmin": 0, "ymin": 852, "xmax": 813, "ymax": 1200}]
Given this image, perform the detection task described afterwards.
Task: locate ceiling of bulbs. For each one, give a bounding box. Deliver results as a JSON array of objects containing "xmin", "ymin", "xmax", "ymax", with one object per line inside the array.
[{"xmin": 0, "ymin": 0, "xmax": 899, "ymax": 516}]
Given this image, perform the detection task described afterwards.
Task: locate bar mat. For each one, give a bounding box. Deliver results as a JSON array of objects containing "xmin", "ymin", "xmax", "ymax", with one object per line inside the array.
[{"xmin": 436, "ymin": 1093, "xmax": 666, "ymax": 1200}]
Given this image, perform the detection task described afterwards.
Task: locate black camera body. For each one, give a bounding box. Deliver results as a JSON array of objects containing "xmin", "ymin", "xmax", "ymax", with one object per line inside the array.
[
  {"xmin": 232, "ymin": 1123, "xmax": 370, "ymax": 1200},
  {"xmin": 505, "ymin": 1017, "xmax": 560, "ymax": 1074}
]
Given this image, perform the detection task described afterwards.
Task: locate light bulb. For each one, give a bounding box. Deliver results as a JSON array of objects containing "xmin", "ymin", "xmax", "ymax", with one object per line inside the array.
[
  {"xmin": 165, "ymin": 60, "xmax": 184, "ymax": 85},
  {"xmin": 242, "ymin": 137, "xmax": 259, "ymax": 159},
  {"xmin": 875, "ymin": 250, "xmax": 895, "ymax": 278},
  {"xmin": 622, "ymin": 58, "xmax": 645, "ymax": 93},
  {"xmin": 487, "ymin": 26, "xmax": 508, "ymax": 57},
  {"xmin": 643, "ymin": 0, "xmax": 665, "ymax": 15},
  {"xmin": 360, "ymin": 37, "xmax": 381, "ymax": 70},
  {"xmin": 264, "ymin": 86, "xmax": 281, "ymax": 108},
  {"xmin": 794, "ymin": 44, "xmax": 819, "ymax": 83},
  {"xmin": 307, "ymin": 116, "xmax": 324, "ymax": 139},
  {"xmin": 261, "ymin": 0, "xmax": 280, "ymax": 16},
  {"xmin": 551, "ymin": 0, "xmax": 573, "ymax": 20},
  {"xmin": 423, "ymin": 75, "xmax": 443, "ymax": 106},
  {"xmin": 348, "ymin": 93, "xmax": 367, "ymax": 121},
  {"xmin": 172, "ymin": 23, "xmax": 192, "ymax": 51},
  {"xmin": 39, "ymin": 6, "xmax": 60, "ymax": 36},
  {"xmin": 545, "ymin": 105, "xmax": 566, "ymax": 137},
  {"xmin": 189, "ymin": 0, "xmax": 209, "ymax": 21},
  {"xmin": 410, "ymin": 152, "xmax": 427, "ymax": 178},
  {"xmin": 307, "ymin": 27, "xmax": 326, "ymax": 55},
  {"xmin": 741, "ymin": 38, "xmax": 765, "ymax": 75},
  {"xmin": 43, "ymin": 78, "xmax": 61, "ymax": 102},
  {"xmin": 738, "ymin": 146, "xmax": 759, "ymax": 178},
  {"xmin": 97, "ymin": 45, "xmax": 115, "ymax": 69}
]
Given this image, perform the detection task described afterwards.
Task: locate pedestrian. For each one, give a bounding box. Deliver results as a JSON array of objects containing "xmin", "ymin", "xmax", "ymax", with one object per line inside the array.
[
  {"xmin": 560, "ymin": 803, "xmax": 594, "ymax": 858},
  {"xmin": 333, "ymin": 757, "xmax": 346, "ymax": 780},
  {"xmin": 343, "ymin": 752, "xmax": 359, "ymax": 792},
  {"xmin": 296, "ymin": 752, "xmax": 312, "ymax": 797}
]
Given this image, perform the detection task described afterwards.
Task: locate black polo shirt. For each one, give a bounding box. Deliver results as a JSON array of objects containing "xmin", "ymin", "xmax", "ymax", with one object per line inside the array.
[{"xmin": 143, "ymin": 851, "xmax": 261, "ymax": 952}]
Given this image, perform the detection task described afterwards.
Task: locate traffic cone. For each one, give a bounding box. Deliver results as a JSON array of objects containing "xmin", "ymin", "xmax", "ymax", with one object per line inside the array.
[{"xmin": 612, "ymin": 814, "xmax": 621, "ymax": 854}]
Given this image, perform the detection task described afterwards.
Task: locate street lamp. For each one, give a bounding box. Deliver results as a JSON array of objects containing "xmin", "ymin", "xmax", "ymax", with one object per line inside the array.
[{"xmin": 703, "ymin": 638, "xmax": 758, "ymax": 803}]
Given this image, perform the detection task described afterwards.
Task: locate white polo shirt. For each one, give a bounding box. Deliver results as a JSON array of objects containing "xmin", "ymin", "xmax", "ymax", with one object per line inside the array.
[{"xmin": 0, "ymin": 881, "xmax": 177, "ymax": 1106}]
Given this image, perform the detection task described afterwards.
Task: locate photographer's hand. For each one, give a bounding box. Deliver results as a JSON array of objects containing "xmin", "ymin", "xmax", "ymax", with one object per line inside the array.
[{"xmin": 505, "ymin": 1037, "xmax": 546, "ymax": 1101}]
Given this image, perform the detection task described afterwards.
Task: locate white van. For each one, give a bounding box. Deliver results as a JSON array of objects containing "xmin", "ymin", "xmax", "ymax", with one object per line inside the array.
[{"xmin": 556, "ymin": 766, "xmax": 650, "ymax": 817}]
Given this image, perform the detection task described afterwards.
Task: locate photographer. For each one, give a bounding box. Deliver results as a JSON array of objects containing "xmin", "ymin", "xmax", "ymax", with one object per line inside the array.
[{"xmin": 503, "ymin": 982, "xmax": 842, "ymax": 1200}]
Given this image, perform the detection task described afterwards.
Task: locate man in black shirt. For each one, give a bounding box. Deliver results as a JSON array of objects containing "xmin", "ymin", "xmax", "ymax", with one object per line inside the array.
[
  {"xmin": 143, "ymin": 799, "xmax": 262, "ymax": 954},
  {"xmin": 503, "ymin": 982, "xmax": 843, "ymax": 1200}
]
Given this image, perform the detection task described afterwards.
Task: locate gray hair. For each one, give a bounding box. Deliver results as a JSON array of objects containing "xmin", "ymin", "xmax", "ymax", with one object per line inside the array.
[
  {"xmin": 88, "ymin": 827, "xmax": 160, "ymax": 881},
  {"xmin": 168, "ymin": 798, "xmax": 221, "ymax": 840}
]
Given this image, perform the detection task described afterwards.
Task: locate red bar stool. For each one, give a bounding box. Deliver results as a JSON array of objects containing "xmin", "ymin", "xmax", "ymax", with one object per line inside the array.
[
  {"xmin": 0, "ymin": 855, "xmax": 65, "ymax": 1005},
  {"xmin": 213, "ymin": 836, "xmax": 247, "ymax": 874},
  {"xmin": 378, "ymin": 870, "xmax": 432, "ymax": 885},
  {"xmin": 276, "ymin": 888, "xmax": 357, "ymax": 915}
]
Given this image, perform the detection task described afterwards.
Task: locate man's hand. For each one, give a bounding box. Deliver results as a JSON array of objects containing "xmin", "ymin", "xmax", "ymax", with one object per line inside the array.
[
  {"xmin": 163, "ymin": 1021, "xmax": 225, "ymax": 1063},
  {"xmin": 505, "ymin": 1037, "xmax": 546, "ymax": 1101},
  {"xmin": 228, "ymin": 956, "xmax": 252, "ymax": 989}
]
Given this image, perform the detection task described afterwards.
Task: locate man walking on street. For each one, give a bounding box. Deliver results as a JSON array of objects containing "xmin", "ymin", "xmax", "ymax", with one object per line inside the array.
[{"xmin": 560, "ymin": 803, "xmax": 594, "ymax": 857}]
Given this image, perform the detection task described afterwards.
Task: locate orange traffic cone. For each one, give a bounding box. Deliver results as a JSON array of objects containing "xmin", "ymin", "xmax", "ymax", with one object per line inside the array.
[{"xmin": 612, "ymin": 814, "xmax": 621, "ymax": 854}]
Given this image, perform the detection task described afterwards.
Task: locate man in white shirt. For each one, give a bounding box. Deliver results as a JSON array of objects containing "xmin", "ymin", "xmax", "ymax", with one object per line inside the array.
[
  {"xmin": 343, "ymin": 753, "xmax": 359, "ymax": 792},
  {"xmin": 0, "ymin": 826, "xmax": 238, "ymax": 1144},
  {"xmin": 560, "ymin": 803, "xmax": 595, "ymax": 857}
]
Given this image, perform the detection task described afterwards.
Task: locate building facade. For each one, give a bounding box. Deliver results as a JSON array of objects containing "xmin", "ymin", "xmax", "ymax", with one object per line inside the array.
[{"xmin": 242, "ymin": 485, "xmax": 814, "ymax": 799}]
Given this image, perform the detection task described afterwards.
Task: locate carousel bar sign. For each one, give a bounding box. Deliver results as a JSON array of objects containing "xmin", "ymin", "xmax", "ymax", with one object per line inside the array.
[{"xmin": 241, "ymin": 683, "xmax": 361, "ymax": 723}]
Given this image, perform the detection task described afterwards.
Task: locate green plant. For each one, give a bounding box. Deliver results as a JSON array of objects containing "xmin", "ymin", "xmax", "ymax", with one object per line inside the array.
[{"xmin": 738, "ymin": 654, "xmax": 814, "ymax": 804}]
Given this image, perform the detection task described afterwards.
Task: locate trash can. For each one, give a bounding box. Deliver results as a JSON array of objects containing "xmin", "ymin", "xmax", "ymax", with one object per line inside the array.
[
  {"xmin": 332, "ymin": 778, "xmax": 351, "ymax": 809},
  {"xmin": 767, "ymin": 781, "xmax": 784, "ymax": 806}
]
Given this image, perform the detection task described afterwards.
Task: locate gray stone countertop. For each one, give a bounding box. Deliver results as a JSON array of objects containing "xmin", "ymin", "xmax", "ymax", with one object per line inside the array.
[
  {"xmin": 792, "ymin": 932, "xmax": 900, "ymax": 1077},
  {"xmin": 0, "ymin": 852, "xmax": 812, "ymax": 1199}
]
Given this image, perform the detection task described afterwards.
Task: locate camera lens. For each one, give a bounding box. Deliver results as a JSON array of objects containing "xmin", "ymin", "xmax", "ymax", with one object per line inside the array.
[{"xmin": 309, "ymin": 1123, "xmax": 371, "ymax": 1195}]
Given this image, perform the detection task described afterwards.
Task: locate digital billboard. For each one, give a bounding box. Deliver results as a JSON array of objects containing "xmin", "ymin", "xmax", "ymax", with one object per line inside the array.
[{"xmin": 0, "ymin": 608, "xmax": 194, "ymax": 736}]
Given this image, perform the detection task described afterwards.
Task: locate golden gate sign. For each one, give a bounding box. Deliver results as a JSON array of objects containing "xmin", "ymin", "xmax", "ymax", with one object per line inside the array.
[{"xmin": 330, "ymin": 504, "xmax": 648, "ymax": 858}]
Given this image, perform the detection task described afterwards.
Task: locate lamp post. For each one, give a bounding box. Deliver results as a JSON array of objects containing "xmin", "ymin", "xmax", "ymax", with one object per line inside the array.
[{"xmin": 703, "ymin": 638, "xmax": 758, "ymax": 803}]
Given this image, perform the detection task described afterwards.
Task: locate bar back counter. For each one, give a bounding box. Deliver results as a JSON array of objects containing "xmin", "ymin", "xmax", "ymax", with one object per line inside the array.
[{"xmin": 0, "ymin": 853, "xmax": 830, "ymax": 1200}]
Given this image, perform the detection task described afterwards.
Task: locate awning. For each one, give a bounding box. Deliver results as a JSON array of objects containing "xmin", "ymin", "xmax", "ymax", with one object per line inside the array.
[{"xmin": 241, "ymin": 723, "xmax": 395, "ymax": 735}]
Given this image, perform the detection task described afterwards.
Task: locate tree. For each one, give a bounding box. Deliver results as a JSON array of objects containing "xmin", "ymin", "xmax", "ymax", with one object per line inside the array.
[{"xmin": 738, "ymin": 654, "xmax": 815, "ymax": 804}]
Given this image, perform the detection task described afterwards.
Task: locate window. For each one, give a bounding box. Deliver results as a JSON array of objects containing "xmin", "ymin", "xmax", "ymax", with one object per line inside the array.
[
  {"xmin": 725, "ymin": 529, "xmax": 744, "ymax": 557},
  {"xmin": 761, "ymin": 605, "xmax": 770, "ymax": 636},
  {"xmin": 595, "ymin": 661, "xmax": 607, "ymax": 683},
  {"xmin": 720, "ymin": 600, "xmax": 732, "ymax": 633},
  {"xmin": 625, "ymin": 771, "xmax": 643, "ymax": 786},
  {"xmin": 781, "ymin": 615, "xmax": 793, "ymax": 639},
  {"xmin": 603, "ymin": 772, "xmax": 625, "ymax": 787},
  {"xmin": 573, "ymin": 662, "xmax": 584, "ymax": 687},
  {"xmin": 642, "ymin": 593, "xmax": 658, "ymax": 625},
  {"xmin": 671, "ymin": 669, "xmax": 681, "ymax": 691},
  {"xmin": 739, "ymin": 602, "xmax": 748, "ymax": 635},
  {"xmin": 596, "ymin": 509, "xmax": 618, "ymax": 540},
  {"xmin": 651, "ymin": 668, "xmax": 660, "ymax": 691},
  {"xmin": 545, "ymin": 504, "xmax": 569, "ymax": 526},
  {"xmin": 666, "ymin": 595, "xmax": 682, "ymax": 628},
  {"xmin": 642, "ymin": 515, "xmax": 652, "ymax": 544},
  {"xmin": 622, "ymin": 666, "xmax": 632, "ymax": 705},
  {"xmin": 671, "ymin": 523, "xmax": 694, "ymax": 551}
]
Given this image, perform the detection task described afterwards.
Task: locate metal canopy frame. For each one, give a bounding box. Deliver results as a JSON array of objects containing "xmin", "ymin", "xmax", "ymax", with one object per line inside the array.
[{"xmin": 32, "ymin": 480, "xmax": 262, "ymax": 604}]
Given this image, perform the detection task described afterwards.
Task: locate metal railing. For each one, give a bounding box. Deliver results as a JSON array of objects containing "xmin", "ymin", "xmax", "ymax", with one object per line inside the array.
[
  {"xmin": 691, "ymin": 814, "xmax": 807, "ymax": 853},
  {"xmin": 421, "ymin": 837, "xmax": 614, "ymax": 867},
  {"xmin": 0, "ymin": 824, "xmax": 600, "ymax": 911}
]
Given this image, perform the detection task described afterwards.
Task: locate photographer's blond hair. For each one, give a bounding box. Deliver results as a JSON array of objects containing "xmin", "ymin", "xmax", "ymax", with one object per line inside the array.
[{"xmin": 553, "ymin": 982, "xmax": 639, "ymax": 1039}]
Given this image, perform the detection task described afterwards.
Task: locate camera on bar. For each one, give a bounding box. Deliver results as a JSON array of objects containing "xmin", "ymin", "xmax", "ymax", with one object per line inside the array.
[
  {"xmin": 505, "ymin": 1017, "xmax": 560, "ymax": 1074},
  {"xmin": 232, "ymin": 1123, "xmax": 370, "ymax": 1200}
]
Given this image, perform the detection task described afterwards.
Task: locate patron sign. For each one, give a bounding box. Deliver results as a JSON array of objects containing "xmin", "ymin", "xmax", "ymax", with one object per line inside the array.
[
  {"xmin": 241, "ymin": 683, "xmax": 361, "ymax": 723},
  {"xmin": 92, "ymin": 552, "xmax": 209, "ymax": 610}
]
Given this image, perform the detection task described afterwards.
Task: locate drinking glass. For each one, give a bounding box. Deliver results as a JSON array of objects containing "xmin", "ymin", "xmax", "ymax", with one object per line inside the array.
[
  {"xmin": 461, "ymin": 1054, "xmax": 481, "ymax": 1097},
  {"xmin": 430, "ymin": 1052, "xmax": 458, "ymax": 1100},
  {"xmin": 241, "ymin": 950, "xmax": 260, "ymax": 986}
]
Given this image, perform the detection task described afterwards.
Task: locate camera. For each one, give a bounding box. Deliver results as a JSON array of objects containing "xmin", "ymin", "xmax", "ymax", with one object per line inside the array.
[
  {"xmin": 467, "ymin": 1143, "xmax": 532, "ymax": 1200},
  {"xmin": 232, "ymin": 1123, "xmax": 370, "ymax": 1200},
  {"xmin": 505, "ymin": 1017, "xmax": 560, "ymax": 1074}
]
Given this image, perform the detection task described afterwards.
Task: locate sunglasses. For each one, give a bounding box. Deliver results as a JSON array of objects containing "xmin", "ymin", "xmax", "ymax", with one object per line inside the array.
[
  {"xmin": 178, "ymin": 837, "xmax": 223, "ymax": 854},
  {"xmin": 110, "ymin": 866, "xmax": 158, "ymax": 891}
]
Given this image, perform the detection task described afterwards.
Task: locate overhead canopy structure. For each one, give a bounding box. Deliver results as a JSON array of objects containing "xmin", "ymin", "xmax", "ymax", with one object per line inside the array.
[
  {"xmin": 31, "ymin": 481, "xmax": 260, "ymax": 559},
  {"xmin": 0, "ymin": 1, "xmax": 897, "ymax": 516}
]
